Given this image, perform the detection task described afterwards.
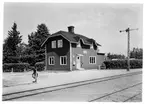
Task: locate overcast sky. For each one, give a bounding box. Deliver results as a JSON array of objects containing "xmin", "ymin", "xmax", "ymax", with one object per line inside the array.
[{"xmin": 4, "ymin": 3, "xmax": 143, "ymax": 55}]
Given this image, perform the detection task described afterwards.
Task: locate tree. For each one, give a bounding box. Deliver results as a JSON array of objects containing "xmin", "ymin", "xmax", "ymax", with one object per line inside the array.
[
  {"xmin": 27, "ymin": 23, "xmax": 50, "ymax": 65},
  {"xmin": 16, "ymin": 42, "xmax": 28, "ymax": 57},
  {"xmin": 3, "ymin": 22, "xmax": 22, "ymax": 63},
  {"xmin": 107, "ymin": 53, "xmax": 126, "ymax": 60},
  {"xmin": 28, "ymin": 24, "xmax": 49, "ymax": 51},
  {"xmin": 130, "ymin": 48, "xmax": 143, "ymax": 59}
]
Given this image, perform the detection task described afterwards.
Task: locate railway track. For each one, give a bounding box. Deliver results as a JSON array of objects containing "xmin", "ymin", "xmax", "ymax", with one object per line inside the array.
[
  {"xmin": 3, "ymin": 71, "xmax": 142, "ymax": 101},
  {"xmin": 123, "ymin": 92, "xmax": 142, "ymax": 102},
  {"xmin": 88, "ymin": 82, "xmax": 142, "ymax": 102}
]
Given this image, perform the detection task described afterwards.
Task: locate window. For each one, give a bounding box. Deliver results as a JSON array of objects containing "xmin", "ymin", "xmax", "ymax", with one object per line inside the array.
[
  {"xmin": 58, "ymin": 40, "xmax": 63, "ymax": 48},
  {"xmin": 77, "ymin": 43, "xmax": 81, "ymax": 47},
  {"xmin": 52, "ymin": 41, "xmax": 56, "ymax": 48},
  {"xmin": 90, "ymin": 45, "xmax": 93, "ymax": 49},
  {"xmin": 49, "ymin": 56, "xmax": 55, "ymax": 65},
  {"xmin": 60, "ymin": 56, "xmax": 67, "ymax": 65},
  {"xmin": 89, "ymin": 56, "xmax": 96, "ymax": 64}
]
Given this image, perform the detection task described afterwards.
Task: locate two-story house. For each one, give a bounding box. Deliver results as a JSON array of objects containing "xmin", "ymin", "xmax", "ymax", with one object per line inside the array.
[{"xmin": 41, "ymin": 26, "xmax": 105, "ymax": 71}]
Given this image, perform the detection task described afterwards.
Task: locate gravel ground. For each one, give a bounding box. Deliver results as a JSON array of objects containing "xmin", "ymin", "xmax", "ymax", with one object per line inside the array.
[
  {"xmin": 13, "ymin": 72, "xmax": 142, "ymax": 101},
  {"xmin": 3, "ymin": 69, "xmax": 142, "ymax": 88},
  {"xmin": 3, "ymin": 70, "xmax": 71, "ymax": 87}
]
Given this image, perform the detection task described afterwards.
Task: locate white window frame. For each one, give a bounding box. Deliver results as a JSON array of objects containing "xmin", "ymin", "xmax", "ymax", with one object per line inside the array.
[
  {"xmin": 48, "ymin": 56, "xmax": 55, "ymax": 65},
  {"xmin": 58, "ymin": 39, "xmax": 63, "ymax": 48},
  {"xmin": 51, "ymin": 40, "xmax": 56, "ymax": 48},
  {"xmin": 89, "ymin": 56, "xmax": 96, "ymax": 64},
  {"xmin": 60, "ymin": 56, "xmax": 67, "ymax": 65}
]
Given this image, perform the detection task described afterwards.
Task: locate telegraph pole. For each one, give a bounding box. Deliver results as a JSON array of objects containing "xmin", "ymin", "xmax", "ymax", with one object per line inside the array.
[{"xmin": 120, "ymin": 28, "xmax": 138, "ymax": 71}]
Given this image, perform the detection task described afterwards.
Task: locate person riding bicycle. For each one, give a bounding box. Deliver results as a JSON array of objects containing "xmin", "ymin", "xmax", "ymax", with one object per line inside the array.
[{"xmin": 32, "ymin": 67, "xmax": 38, "ymax": 83}]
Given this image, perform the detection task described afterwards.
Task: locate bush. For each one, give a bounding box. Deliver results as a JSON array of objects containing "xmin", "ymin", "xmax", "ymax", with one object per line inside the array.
[
  {"xmin": 3, "ymin": 56, "xmax": 20, "ymax": 63},
  {"xmin": 104, "ymin": 59, "xmax": 142, "ymax": 69},
  {"xmin": 3, "ymin": 63, "xmax": 30, "ymax": 72},
  {"xmin": 35, "ymin": 61, "xmax": 45, "ymax": 71},
  {"xmin": 130, "ymin": 59, "xmax": 142, "ymax": 69},
  {"xmin": 20, "ymin": 55, "xmax": 36, "ymax": 66},
  {"xmin": 100, "ymin": 63, "xmax": 106, "ymax": 69},
  {"xmin": 20, "ymin": 54, "xmax": 45, "ymax": 66}
]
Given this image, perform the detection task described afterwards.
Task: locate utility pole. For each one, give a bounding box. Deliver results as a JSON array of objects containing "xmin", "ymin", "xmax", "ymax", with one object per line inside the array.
[{"xmin": 120, "ymin": 28, "xmax": 138, "ymax": 71}]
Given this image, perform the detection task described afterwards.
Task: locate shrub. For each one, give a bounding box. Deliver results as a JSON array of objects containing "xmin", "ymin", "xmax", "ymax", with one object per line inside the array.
[
  {"xmin": 4, "ymin": 56, "xmax": 20, "ymax": 63},
  {"xmin": 104, "ymin": 59, "xmax": 142, "ymax": 69},
  {"xmin": 20, "ymin": 54, "xmax": 45, "ymax": 66},
  {"xmin": 35, "ymin": 61, "xmax": 45, "ymax": 71},
  {"xmin": 20, "ymin": 55, "xmax": 36, "ymax": 66},
  {"xmin": 100, "ymin": 63, "xmax": 106, "ymax": 69},
  {"xmin": 3, "ymin": 63, "xmax": 30, "ymax": 72},
  {"xmin": 130, "ymin": 59, "xmax": 142, "ymax": 69}
]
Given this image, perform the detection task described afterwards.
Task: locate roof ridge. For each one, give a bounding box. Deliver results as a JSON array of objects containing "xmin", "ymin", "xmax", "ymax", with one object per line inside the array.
[{"xmin": 41, "ymin": 29, "xmax": 101, "ymax": 47}]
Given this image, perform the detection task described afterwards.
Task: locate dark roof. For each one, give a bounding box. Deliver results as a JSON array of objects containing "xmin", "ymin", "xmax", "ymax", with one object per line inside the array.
[
  {"xmin": 97, "ymin": 53, "xmax": 105, "ymax": 55},
  {"xmin": 41, "ymin": 30, "xmax": 101, "ymax": 47}
]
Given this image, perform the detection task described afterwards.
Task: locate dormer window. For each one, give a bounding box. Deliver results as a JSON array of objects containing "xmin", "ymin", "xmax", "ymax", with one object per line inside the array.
[
  {"xmin": 77, "ymin": 43, "xmax": 81, "ymax": 47},
  {"xmin": 52, "ymin": 40, "xmax": 56, "ymax": 48},
  {"xmin": 58, "ymin": 39, "xmax": 63, "ymax": 48},
  {"xmin": 90, "ymin": 45, "xmax": 93, "ymax": 49}
]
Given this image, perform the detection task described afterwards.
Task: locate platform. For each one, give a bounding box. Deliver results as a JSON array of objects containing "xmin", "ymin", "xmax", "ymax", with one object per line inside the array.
[{"xmin": 3, "ymin": 69, "xmax": 142, "ymax": 95}]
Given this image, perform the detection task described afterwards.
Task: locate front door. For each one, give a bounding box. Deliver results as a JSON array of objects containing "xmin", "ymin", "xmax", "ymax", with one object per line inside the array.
[{"xmin": 76, "ymin": 56, "xmax": 81, "ymax": 69}]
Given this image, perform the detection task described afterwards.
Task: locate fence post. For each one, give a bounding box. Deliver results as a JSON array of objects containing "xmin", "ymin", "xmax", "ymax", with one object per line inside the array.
[{"xmin": 11, "ymin": 68, "xmax": 13, "ymax": 73}]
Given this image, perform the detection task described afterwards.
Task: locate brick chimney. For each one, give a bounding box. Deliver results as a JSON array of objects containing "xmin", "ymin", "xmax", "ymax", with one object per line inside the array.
[{"xmin": 68, "ymin": 26, "xmax": 74, "ymax": 33}]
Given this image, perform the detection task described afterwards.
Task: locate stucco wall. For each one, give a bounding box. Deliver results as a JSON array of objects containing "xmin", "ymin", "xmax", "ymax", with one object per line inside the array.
[
  {"xmin": 96, "ymin": 54, "xmax": 105, "ymax": 68},
  {"xmin": 71, "ymin": 47, "xmax": 98, "ymax": 70}
]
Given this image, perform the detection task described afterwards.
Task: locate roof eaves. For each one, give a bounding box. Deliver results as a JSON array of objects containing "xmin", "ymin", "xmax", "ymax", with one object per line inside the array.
[
  {"xmin": 79, "ymin": 38, "xmax": 101, "ymax": 47},
  {"xmin": 79, "ymin": 38, "xmax": 92, "ymax": 46},
  {"xmin": 41, "ymin": 35, "xmax": 51, "ymax": 47},
  {"xmin": 41, "ymin": 31, "xmax": 78, "ymax": 47},
  {"xmin": 96, "ymin": 42, "xmax": 101, "ymax": 46}
]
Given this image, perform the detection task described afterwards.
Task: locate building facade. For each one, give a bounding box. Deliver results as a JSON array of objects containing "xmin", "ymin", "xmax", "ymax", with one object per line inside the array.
[{"xmin": 41, "ymin": 26, "xmax": 105, "ymax": 71}]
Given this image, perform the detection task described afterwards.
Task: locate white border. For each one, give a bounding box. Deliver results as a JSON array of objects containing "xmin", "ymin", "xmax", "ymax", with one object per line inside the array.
[{"xmin": 1, "ymin": 1, "xmax": 144, "ymax": 104}]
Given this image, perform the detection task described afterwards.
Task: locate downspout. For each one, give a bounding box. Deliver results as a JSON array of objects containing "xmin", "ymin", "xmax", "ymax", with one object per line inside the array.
[{"xmin": 70, "ymin": 43, "xmax": 72, "ymax": 71}]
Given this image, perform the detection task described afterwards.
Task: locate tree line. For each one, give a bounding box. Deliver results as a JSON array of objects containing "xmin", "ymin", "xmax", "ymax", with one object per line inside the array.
[
  {"xmin": 3, "ymin": 22, "xmax": 143, "ymax": 67},
  {"xmin": 107, "ymin": 48, "xmax": 143, "ymax": 60},
  {"xmin": 3, "ymin": 22, "xmax": 50, "ymax": 66}
]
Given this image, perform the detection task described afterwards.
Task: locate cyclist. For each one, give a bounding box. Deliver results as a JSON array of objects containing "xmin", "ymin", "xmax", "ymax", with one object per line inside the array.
[{"xmin": 32, "ymin": 67, "xmax": 38, "ymax": 83}]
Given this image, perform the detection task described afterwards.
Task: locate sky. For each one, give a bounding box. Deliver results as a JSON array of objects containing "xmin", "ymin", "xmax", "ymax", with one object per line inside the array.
[{"xmin": 3, "ymin": 3, "xmax": 143, "ymax": 56}]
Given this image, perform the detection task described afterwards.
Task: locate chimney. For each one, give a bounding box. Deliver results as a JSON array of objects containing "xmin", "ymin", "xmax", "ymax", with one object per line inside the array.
[{"xmin": 68, "ymin": 26, "xmax": 74, "ymax": 33}]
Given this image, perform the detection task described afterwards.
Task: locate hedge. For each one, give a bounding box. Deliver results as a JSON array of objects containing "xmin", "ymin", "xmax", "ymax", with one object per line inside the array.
[
  {"xmin": 3, "ymin": 63, "xmax": 30, "ymax": 72},
  {"xmin": 104, "ymin": 59, "xmax": 142, "ymax": 69},
  {"xmin": 20, "ymin": 54, "xmax": 45, "ymax": 66}
]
